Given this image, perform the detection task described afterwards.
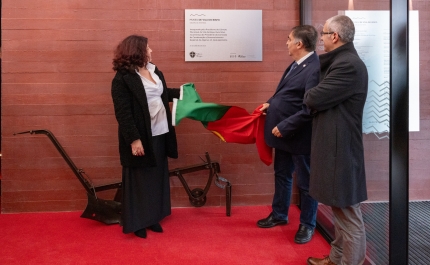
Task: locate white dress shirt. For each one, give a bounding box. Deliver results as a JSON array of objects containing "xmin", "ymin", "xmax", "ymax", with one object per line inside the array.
[{"xmin": 136, "ymin": 63, "xmax": 169, "ymax": 136}]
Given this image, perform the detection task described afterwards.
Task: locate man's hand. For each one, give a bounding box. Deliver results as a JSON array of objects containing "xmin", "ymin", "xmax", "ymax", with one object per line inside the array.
[
  {"xmin": 272, "ymin": 126, "xmax": 283, "ymax": 138},
  {"xmin": 259, "ymin": 103, "xmax": 270, "ymax": 115}
]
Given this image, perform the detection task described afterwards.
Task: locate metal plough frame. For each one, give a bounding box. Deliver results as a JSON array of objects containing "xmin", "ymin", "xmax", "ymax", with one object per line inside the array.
[{"xmin": 14, "ymin": 129, "xmax": 232, "ymax": 225}]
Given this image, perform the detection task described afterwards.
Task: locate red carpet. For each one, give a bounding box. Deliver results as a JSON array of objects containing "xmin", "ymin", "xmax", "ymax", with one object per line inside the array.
[{"xmin": 0, "ymin": 205, "xmax": 330, "ymax": 264}]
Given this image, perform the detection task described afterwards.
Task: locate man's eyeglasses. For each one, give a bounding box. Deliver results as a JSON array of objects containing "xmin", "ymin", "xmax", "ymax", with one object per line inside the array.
[{"xmin": 320, "ymin": 31, "xmax": 334, "ymax": 36}]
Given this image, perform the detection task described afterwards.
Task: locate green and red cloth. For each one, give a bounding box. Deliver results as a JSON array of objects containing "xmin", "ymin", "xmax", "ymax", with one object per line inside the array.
[{"xmin": 172, "ymin": 83, "xmax": 272, "ymax": 165}]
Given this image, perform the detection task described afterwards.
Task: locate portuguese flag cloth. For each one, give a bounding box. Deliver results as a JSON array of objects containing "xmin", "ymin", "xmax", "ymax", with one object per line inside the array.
[{"xmin": 172, "ymin": 83, "xmax": 272, "ymax": 165}]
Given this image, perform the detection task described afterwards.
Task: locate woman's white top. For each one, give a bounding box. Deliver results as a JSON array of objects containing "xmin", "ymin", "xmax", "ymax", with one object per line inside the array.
[{"xmin": 136, "ymin": 63, "xmax": 169, "ymax": 136}]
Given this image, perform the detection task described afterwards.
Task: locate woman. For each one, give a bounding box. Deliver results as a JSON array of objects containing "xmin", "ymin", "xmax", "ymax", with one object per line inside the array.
[{"xmin": 111, "ymin": 35, "xmax": 179, "ymax": 238}]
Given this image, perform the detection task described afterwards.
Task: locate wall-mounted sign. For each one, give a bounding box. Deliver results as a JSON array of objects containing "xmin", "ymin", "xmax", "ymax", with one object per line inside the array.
[
  {"xmin": 185, "ymin": 9, "xmax": 262, "ymax": 62},
  {"xmin": 341, "ymin": 10, "xmax": 420, "ymax": 134}
]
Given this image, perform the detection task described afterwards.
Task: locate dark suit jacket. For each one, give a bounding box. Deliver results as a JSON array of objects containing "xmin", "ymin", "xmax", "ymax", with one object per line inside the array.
[
  {"xmin": 265, "ymin": 52, "xmax": 320, "ymax": 155},
  {"xmin": 111, "ymin": 65, "xmax": 179, "ymax": 167},
  {"xmin": 304, "ymin": 42, "xmax": 368, "ymax": 207}
]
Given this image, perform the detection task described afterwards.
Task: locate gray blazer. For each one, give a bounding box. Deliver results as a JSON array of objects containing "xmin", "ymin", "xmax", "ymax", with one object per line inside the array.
[{"xmin": 304, "ymin": 42, "xmax": 368, "ymax": 208}]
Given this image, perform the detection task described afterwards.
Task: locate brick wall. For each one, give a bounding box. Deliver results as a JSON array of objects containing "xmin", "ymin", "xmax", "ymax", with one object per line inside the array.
[
  {"xmin": 3, "ymin": 0, "xmax": 430, "ymax": 213},
  {"xmin": 1, "ymin": 0, "xmax": 300, "ymax": 212}
]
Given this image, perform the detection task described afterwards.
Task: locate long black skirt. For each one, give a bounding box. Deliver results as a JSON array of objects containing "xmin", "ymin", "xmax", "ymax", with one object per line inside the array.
[{"xmin": 121, "ymin": 134, "xmax": 171, "ymax": 234}]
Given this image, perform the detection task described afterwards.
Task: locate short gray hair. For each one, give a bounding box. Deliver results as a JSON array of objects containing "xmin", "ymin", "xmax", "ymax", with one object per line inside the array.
[{"xmin": 326, "ymin": 15, "xmax": 355, "ymax": 43}]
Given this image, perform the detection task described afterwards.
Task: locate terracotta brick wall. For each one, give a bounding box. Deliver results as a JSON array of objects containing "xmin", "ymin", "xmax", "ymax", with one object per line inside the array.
[
  {"xmin": 4, "ymin": 0, "xmax": 429, "ymax": 213},
  {"xmin": 1, "ymin": 0, "xmax": 300, "ymax": 212}
]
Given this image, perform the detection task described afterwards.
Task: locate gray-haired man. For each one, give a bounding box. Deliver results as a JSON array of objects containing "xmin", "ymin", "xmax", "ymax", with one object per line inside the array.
[{"xmin": 304, "ymin": 15, "xmax": 368, "ymax": 265}]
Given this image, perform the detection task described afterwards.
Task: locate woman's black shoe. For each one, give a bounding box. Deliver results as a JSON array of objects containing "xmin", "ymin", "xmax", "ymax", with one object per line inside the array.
[
  {"xmin": 148, "ymin": 223, "xmax": 163, "ymax": 233},
  {"xmin": 134, "ymin": 228, "xmax": 147, "ymax": 238}
]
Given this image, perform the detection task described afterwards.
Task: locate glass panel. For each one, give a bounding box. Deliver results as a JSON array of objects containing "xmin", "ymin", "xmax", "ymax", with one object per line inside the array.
[
  {"xmin": 306, "ymin": 0, "xmax": 430, "ymax": 263},
  {"xmin": 409, "ymin": 2, "xmax": 430, "ymax": 265},
  {"xmin": 305, "ymin": 1, "xmax": 391, "ymax": 264}
]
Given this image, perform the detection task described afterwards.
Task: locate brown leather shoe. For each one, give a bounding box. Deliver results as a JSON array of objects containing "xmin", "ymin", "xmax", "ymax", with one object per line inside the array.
[{"xmin": 307, "ymin": 256, "xmax": 336, "ymax": 265}]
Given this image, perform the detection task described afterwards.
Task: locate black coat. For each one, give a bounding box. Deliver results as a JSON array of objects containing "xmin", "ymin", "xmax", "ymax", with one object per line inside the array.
[
  {"xmin": 304, "ymin": 42, "xmax": 368, "ymax": 208},
  {"xmin": 265, "ymin": 52, "xmax": 320, "ymax": 154},
  {"xmin": 111, "ymin": 66, "xmax": 179, "ymax": 167}
]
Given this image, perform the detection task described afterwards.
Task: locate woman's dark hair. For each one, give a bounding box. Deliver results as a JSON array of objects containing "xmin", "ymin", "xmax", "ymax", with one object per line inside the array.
[{"xmin": 112, "ymin": 35, "xmax": 149, "ymax": 72}]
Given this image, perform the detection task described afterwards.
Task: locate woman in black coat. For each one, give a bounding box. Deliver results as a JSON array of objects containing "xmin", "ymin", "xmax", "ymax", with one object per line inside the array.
[{"xmin": 111, "ymin": 35, "xmax": 180, "ymax": 239}]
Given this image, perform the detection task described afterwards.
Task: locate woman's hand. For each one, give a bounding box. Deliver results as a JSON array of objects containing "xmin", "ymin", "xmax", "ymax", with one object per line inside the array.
[{"xmin": 131, "ymin": 139, "xmax": 145, "ymax": 156}]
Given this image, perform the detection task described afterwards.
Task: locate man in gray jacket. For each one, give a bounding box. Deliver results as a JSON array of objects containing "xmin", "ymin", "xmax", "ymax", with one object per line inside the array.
[{"xmin": 304, "ymin": 15, "xmax": 368, "ymax": 265}]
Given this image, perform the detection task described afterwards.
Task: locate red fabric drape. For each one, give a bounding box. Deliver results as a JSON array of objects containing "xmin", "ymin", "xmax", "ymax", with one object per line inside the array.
[{"xmin": 206, "ymin": 105, "xmax": 272, "ymax": 165}]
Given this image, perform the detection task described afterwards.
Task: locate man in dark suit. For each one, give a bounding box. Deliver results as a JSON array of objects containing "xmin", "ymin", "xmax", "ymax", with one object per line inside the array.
[
  {"xmin": 304, "ymin": 15, "xmax": 368, "ymax": 265},
  {"xmin": 257, "ymin": 25, "xmax": 320, "ymax": 244}
]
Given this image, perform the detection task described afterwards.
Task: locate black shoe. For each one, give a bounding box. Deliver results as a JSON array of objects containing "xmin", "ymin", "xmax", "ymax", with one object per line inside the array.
[
  {"xmin": 148, "ymin": 223, "xmax": 163, "ymax": 233},
  {"xmin": 134, "ymin": 228, "xmax": 147, "ymax": 238},
  {"xmin": 257, "ymin": 213, "xmax": 288, "ymax": 228},
  {"xmin": 294, "ymin": 224, "xmax": 314, "ymax": 244}
]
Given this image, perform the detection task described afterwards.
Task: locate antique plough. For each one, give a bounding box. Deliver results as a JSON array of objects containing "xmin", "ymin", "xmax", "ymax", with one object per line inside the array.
[{"xmin": 14, "ymin": 129, "xmax": 232, "ymax": 225}]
